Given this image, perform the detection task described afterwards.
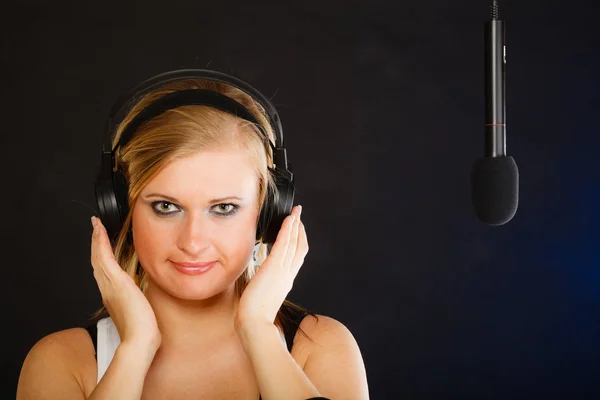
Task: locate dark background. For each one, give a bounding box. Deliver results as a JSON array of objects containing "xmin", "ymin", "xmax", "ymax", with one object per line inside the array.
[{"xmin": 2, "ymin": 0, "xmax": 599, "ymax": 398}]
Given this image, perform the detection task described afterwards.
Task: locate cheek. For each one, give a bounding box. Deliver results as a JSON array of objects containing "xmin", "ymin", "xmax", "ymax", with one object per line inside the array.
[
  {"xmin": 215, "ymin": 212, "xmax": 258, "ymax": 260},
  {"xmin": 131, "ymin": 206, "xmax": 258, "ymax": 266},
  {"xmin": 131, "ymin": 211, "xmax": 167, "ymax": 267}
]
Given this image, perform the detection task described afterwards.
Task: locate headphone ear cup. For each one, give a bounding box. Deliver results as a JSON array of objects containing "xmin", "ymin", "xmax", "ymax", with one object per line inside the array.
[
  {"xmin": 94, "ymin": 169, "xmax": 129, "ymax": 244},
  {"xmin": 95, "ymin": 178, "xmax": 120, "ymax": 243},
  {"xmin": 112, "ymin": 170, "xmax": 130, "ymax": 238},
  {"xmin": 256, "ymin": 197, "xmax": 271, "ymax": 244},
  {"xmin": 257, "ymin": 168, "xmax": 295, "ymax": 244}
]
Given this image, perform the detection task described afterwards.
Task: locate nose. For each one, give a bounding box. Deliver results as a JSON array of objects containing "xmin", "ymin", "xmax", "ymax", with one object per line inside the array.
[{"xmin": 176, "ymin": 213, "xmax": 212, "ymax": 256}]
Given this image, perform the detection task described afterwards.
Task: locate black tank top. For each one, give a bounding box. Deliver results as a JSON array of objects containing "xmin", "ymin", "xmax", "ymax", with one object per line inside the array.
[{"xmin": 85, "ymin": 303, "xmax": 318, "ymax": 400}]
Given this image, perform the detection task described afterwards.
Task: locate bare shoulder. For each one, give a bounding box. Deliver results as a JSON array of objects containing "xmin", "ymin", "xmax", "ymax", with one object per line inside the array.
[
  {"xmin": 16, "ymin": 327, "xmax": 97, "ymax": 399},
  {"xmin": 298, "ymin": 314, "xmax": 369, "ymax": 399},
  {"xmin": 300, "ymin": 313, "xmax": 355, "ymax": 336},
  {"xmin": 35, "ymin": 327, "xmax": 94, "ymax": 353},
  {"xmin": 296, "ymin": 313, "xmax": 360, "ymax": 353}
]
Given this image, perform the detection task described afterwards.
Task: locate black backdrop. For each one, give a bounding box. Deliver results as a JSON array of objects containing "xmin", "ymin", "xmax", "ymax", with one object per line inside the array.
[{"xmin": 3, "ymin": 0, "xmax": 599, "ymax": 398}]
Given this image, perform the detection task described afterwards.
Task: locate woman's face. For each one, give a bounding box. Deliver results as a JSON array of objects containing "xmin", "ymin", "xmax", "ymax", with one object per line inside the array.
[{"xmin": 131, "ymin": 149, "xmax": 260, "ymax": 300}]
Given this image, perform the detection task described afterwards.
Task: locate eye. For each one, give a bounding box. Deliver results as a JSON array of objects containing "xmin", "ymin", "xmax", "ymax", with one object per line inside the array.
[
  {"xmin": 212, "ymin": 203, "xmax": 239, "ymax": 216},
  {"xmin": 150, "ymin": 201, "xmax": 239, "ymax": 217},
  {"xmin": 151, "ymin": 201, "xmax": 180, "ymax": 216}
]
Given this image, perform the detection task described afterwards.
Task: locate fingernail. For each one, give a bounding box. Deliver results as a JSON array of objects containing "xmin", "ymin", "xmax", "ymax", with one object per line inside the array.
[{"xmin": 91, "ymin": 216, "xmax": 96, "ymax": 228}]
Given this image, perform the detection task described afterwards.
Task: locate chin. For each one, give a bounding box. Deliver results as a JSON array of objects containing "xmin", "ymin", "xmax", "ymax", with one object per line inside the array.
[{"xmin": 156, "ymin": 278, "xmax": 228, "ymax": 302}]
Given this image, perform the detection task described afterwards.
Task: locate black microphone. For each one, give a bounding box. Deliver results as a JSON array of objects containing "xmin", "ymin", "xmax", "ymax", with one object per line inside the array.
[{"xmin": 471, "ymin": 0, "xmax": 519, "ymax": 225}]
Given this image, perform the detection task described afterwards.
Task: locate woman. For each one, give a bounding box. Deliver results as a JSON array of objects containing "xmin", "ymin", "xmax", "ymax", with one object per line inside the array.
[{"xmin": 16, "ymin": 72, "xmax": 369, "ymax": 399}]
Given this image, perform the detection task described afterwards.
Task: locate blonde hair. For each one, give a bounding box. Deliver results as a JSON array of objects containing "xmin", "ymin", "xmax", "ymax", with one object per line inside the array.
[{"xmin": 89, "ymin": 76, "xmax": 317, "ymax": 338}]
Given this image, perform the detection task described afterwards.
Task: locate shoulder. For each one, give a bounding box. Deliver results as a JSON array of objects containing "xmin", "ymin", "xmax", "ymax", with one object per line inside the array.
[
  {"xmin": 17, "ymin": 327, "xmax": 98, "ymax": 398},
  {"xmin": 296, "ymin": 314, "xmax": 369, "ymax": 398},
  {"xmin": 22, "ymin": 327, "xmax": 93, "ymax": 367},
  {"xmin": 284, "ymin": 312, "xmax": 355, "ymax": 372},
  {"xmin": 37, "ymin": 326, "xmax": 93, "ymax": 347},
  {"xmin": 299, "ymin": 313, "xmax": 359, "ymax": 349}
]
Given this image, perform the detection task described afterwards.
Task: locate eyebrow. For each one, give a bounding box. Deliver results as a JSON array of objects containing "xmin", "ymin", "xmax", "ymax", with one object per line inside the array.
[{"xmin": 142, "ymin": 193, "xmax": 243, "ymax": 204}]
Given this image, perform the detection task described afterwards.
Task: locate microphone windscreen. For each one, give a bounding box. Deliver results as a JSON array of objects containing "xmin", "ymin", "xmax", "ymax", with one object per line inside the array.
[{"xmin": 471, "ymin": 156, "xmax": 519, "ymax": 225}]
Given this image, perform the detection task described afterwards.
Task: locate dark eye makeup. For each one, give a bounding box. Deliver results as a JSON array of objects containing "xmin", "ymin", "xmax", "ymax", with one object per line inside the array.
[{"xmin": 150, "ymin": 201, "xmax": 239, "ymax": 217}]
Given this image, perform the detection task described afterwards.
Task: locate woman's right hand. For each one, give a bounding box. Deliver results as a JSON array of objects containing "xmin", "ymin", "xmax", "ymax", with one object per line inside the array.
[{"xmin": 90, "ymin": 216, "xmax": 162, "ymax": 352}]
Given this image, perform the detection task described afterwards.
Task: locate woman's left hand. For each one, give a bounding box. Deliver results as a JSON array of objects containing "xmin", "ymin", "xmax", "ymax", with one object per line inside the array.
[{"xmin": 235, "ymin": 205, "xmax": 307, "ymax": 329}]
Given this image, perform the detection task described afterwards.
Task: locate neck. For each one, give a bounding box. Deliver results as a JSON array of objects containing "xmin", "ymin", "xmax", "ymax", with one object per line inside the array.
[{"xmin": 144, "ymin": 280, "xmax": 240, "ymax": 352}]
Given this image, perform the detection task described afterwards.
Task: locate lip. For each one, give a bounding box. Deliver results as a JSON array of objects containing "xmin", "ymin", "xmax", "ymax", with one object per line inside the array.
[{"xmin": 170, "ymin": 260, "xmax": 217, "ymax": 275}]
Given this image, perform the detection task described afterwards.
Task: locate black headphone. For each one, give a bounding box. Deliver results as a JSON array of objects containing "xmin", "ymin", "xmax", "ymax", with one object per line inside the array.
[{"xmin": 94, "ymin": 69, "xmax": 295, "ymax": 246}]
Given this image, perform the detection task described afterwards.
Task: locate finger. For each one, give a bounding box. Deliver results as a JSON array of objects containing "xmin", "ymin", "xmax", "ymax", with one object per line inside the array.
[
  {"xmin": 268, "ymin": 213, "xmax": 296, "ymax": 266},
  {"xmin": 291, "ymin": 220, "xmax": 308, "ymax": 275},
  {"xmin": 284, "ymin": 206, "xmax": 302, "ymax": 270},
  {"xmin": 90, "ymin": 217, "xmax": 112, "ymax": 305},
  {"xmin": 91, "ymin": 217, "xmax": 118, "ymax": 283}
]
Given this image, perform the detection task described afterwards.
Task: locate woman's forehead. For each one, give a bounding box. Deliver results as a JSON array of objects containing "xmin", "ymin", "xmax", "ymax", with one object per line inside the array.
[{"xmin": 141, "ymin": 150, "xmax": 259, "ymax": 203}]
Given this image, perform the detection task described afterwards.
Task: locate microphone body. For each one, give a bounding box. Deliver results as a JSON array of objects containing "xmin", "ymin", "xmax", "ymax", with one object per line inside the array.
[
  {"xmin": 472, "ymin": 1, "xmax": 519, "ymax": 226},
  {"xmin": 485, "ymin": 18, "xmax": 506, "ymax": 157}
]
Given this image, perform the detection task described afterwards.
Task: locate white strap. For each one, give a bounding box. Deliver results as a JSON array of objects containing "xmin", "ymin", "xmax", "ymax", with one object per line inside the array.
[{"xmin": 96, "ymin": 317, "xmax": 121, "ymax": 383}]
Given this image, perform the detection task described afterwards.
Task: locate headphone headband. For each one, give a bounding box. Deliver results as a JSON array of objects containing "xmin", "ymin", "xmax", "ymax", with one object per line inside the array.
[
  {"xmin": 105, "ymin": 69, "xmax": 284, "ymax": 152},
  {"xmin": 116, "ymin": 89, "xmax": 277, "ymax": 158}
]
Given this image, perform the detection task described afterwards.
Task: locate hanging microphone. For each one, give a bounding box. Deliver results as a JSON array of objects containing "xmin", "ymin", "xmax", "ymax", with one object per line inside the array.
[{"xmin": 471, "ymin": 0, "xmax": 519, "ymax": 225}]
